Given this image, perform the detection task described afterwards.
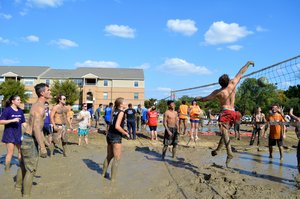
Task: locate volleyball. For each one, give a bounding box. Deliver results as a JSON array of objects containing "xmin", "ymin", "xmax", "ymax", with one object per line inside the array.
[{"xmin": 257, "ymin": 77, "xmax": 269, "ymax": 87}]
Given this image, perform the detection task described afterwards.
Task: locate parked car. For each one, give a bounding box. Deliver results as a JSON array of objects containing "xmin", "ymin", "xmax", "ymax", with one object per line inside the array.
[{"xmin": 242, "ymin": 115, "xmax": 252, "ymax": 123}]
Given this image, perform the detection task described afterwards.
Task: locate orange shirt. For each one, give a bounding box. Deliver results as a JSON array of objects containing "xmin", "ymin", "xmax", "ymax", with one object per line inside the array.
[
  {"xmin": 189, "ymin": 105, "xmax": 201, "ymax": 121},
  {"xmin": 178, "ymin": 104, "xmax": 188, "ymax": 119},
  {"xmin": 268, "ymin": 113, "xmax": 284, "ymax": 139}
]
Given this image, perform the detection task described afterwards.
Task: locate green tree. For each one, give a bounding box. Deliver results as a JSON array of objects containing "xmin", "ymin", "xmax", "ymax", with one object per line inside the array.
[
  {"xmin": 50, "ymin": 80, "xmax": 80, "ymax": 105},
  {"xmin": 156, "ymin": 99, "xmax": 168, "ymax": 114},
  {"xmin": 0, "ymin": 79, "xmax": 28, "ymax": 105},
  {"xmin": 144, "ymin": 98, "xmax": 157, "ymax": 108},
  {"xmin": 284, "ymin": 85, "xmax": 300, "ymax": 98},
  {"xmin": 235, "ymin": 78, "xmax": 279, "ymax": 115}
]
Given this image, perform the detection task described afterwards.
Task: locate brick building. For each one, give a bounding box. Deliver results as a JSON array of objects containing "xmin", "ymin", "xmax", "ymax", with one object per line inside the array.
[{"xmin": 0, "ymin": 66, "xmax": 144, "ymax": 110}]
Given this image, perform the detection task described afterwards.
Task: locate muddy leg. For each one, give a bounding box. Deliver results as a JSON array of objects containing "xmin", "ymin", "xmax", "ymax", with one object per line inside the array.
[
  {"xmin": 62, "ymin": 142, "xmax": 67, "ymax": 157},
  {"xmin": 162, "ymin": 145, "xmax": 168, "ymax": 160},
  {"xmin": 102, "ymin": 144, "xmax": 113, "ymax": 178},
  {"xmin": 279, "ymin": 146, "xmax": 283, "ymax": 161},
  {"xmin": 23, "ymin": 171, "xmax": 34, "ymax": 197},
  {"xmin": 172, "ymin": 145, "xmax": 177, "ymax": 158},
  {"xmin": 111, "ymin": 143, "xmax": 122, "ymax": 181},
  {"xmin": 15, "ymin": 160, "xmax": 25, "ymax": 190}
]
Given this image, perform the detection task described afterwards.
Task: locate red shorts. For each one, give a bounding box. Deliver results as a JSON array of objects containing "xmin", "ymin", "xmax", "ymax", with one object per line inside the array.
[{"xmin": 219, "ymin": 109, "xmax": 236, "ymax": 127}]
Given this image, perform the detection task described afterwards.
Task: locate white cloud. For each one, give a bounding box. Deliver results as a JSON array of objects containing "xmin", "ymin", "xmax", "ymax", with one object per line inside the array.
[
  {"xmin": 159, "ymin": 58, "xmax": 211, "ymax": 75},
  {"xmin": 227, "ymin": 45, "xmax": 243, "ymax": 51},
  {"xmin": 0, "ymin": 37, "xmax": 10, "ymax": 44},
  {"xmin": 256, "ymin": 26, "xmax": 268, "ymax": 32},
  {"xmin": 50, "ymin": 38, "xmax": 78, "ymax": 49},
  {"xmin": 1, "ymin": 58, "xmax": 20, "ymax": 65},
  {"xmin": 0, "ymin": 13, "xmax": 12, "ymax": 20},
  {"xmin": 75, "ymin": 60, "xmax": 119, "ymax": 68},
  {"xmin": 26, "ymin": 35, "xmax": 39, "ymax": 42},
  {"xmin": 130, "ymin": 63, "xmax": 150, "ymax": 70},
  {"xmin": 204, "ymin": 21, "xmax": 252, "ymax": 45},
  {"xmin": 27, "ymin": 0, "xmax": 64, "ymax": 8},
  {"xmin": 167, "ymin": 19, "xmax": 198, "ymax": 36},
  {"xmin": 104, "ymin": 24, "xmax": 135, "ymax": 38}
]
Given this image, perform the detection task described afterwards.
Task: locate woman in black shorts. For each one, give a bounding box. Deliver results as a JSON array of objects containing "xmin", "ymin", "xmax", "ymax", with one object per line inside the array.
[{"xmin": 102, "ymin": 97, "xmax": 130, "ymax": 181}]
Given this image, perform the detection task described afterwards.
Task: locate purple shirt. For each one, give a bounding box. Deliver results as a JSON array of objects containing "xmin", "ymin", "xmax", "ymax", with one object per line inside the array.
[{"xmin": 0, "ymin": 106, "xmax": 26, "ymax": 144}]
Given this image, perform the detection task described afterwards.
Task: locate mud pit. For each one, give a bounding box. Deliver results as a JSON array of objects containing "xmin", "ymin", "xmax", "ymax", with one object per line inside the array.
[{"xmin": 1, "ymin": 125, "xmax": 300, "ymax": 199}]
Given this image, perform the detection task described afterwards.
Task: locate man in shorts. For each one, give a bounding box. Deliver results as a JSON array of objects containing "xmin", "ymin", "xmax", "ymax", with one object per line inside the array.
[
  {"xmin": 195, "ymin": 61, "xmax": 254, "ymax": 167},
  {"xmin": 268, "ymin": 104, "xmax": 288, "ymax": 160},
  {"xmin": 15, "ymin": 83, "xmax": 51, "ymax": 197},
  {"xmin": 77, "ymin": 103, "xmax": 91, "ymax": 146},
  {"xmin": 50, "ymin": 94, "xmax": 70, "ymax": 157},
  {"xmin": 162, "ymin": 100, "xmax": 179, "ymax": 160}
]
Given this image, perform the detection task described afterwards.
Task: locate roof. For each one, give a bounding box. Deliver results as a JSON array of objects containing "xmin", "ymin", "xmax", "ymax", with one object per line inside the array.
[
  {"xmin": 41, "ymin": 67, "xmax": 144, "ymax": 80},
  {"xmin": 0, "ymin": 66, "xmax": 50, "ymax": 77},
  {"xmin": 0, "ymin": 66, "xmax": 144, "ymax": 80}
]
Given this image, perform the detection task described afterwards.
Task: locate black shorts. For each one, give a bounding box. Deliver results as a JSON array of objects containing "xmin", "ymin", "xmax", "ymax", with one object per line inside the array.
[
  {"xmin": 141, "ymin": 119, "xmax": 146, "ymax": 125},
  {"xmin": 43, "ymin": 125, "xmax": 52, "ymax": 136},
  {"xmin": 163, "ymin": 127, "xmax": 179, "ymax": 146},
  {"xmin": 269, "ymin": 138, "xmax": 283, "ymax": 147},
  {"xmin": 106, "ymin": 132, "xmax": 122, "ymax": 144},
  {"xmin": 105, "ymin": 120, "xmax": 111, "ymax": 125},
  {"xmin": 149, "ymin": 126, "xmax": 157, "ymax": 131}
]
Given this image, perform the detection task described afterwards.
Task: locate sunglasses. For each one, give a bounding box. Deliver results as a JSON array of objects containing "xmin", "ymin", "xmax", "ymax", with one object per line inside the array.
[{"xmin": 62, "ymin": 98, "xmax": 66, "ymax": 100}]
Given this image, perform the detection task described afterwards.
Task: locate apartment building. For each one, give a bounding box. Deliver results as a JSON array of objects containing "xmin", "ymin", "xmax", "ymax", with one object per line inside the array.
[{"xmin": 0, "ymin": 66, "xmax": 144, "ymax": 110}]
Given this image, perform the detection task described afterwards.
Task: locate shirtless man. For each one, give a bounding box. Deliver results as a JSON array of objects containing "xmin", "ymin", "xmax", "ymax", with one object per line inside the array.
[
  {"xmin": 15, "ymin": 83, "xmax": 51, "ymax": 197},
  {"xmin": 162, "ymin": 100, "xmax": 179, "ymax": 160},
  {"xmin": 195, "ymin": 61, "xmax": 254, "ymax": 167},
  {"xmin": 50, "ymin": 94, "xmax": 70, "ymax": 157}
]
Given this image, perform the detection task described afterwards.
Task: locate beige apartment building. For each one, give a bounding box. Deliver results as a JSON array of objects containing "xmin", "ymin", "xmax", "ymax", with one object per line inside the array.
[{"xmin": 0, "ymin": 66, "xmax": 144, "ymax": 110}]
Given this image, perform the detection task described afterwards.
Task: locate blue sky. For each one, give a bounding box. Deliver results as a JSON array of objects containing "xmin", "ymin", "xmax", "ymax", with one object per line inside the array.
[{"xmin": 0, "ymin": 0, "xmax": 299, "ymax": 100}]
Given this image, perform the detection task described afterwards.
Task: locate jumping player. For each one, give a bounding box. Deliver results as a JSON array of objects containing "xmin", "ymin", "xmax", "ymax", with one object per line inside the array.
[{"xmin": 195, "ymin": 61, "xmax": 254, "ymax": 167}]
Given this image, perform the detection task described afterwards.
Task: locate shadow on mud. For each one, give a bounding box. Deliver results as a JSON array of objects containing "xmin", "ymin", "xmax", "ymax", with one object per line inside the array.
[
  {"xmin": 135, "ymin": 146, "xmax": 200, "ymax": 175},
  {"xmin": 82, "ymin": 159, "xmax": 103, "ymax": 175}
]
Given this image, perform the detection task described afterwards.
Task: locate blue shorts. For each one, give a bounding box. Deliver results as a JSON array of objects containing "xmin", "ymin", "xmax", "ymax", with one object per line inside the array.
[
  {"xmin": 190, "ymin": 119, "xmax": 200, "ymax": 123},
  {"xmin": 78, "ymin": 128, "xmax": 89, "ymax": 136}
]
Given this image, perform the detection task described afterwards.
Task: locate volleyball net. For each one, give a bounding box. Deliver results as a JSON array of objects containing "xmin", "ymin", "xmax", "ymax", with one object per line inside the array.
[{"xmin": 169, "ymin": 55, "xmax": 300, "ymax": 100}]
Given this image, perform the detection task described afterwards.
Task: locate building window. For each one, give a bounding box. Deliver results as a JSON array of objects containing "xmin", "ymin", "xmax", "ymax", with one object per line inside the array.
[
  {"xmin": 46, "ymin": 79, "xmax": 50, "ymax": 85},
  {"xmin": 85, "ymin": 79, "xmax": 96, "ymax": 85},
  {"xmin": 87, "ymin": 92, "xmax": 93, "ymax": 101},
  {"xmin": 25, "ymin": 91, "xmax": 33, "ymax": 98},
  {"xmin": 103, "ymin": 92, "xmax": 108, "ymax": 100},
  {"xmin": 24, "ymin": 79, "xmax": 34, "ymax": 86},
  {"xmin": 24, "ymin": 103, "xmax": 32, "ymax": 110},
  {"xmin": 134, "ymin": 81, "xmax": 138, "ymax": 87},
  {"xmin": 73, "ymin": 79, "xmax": 83, "ymax": 86},
  {"xmin": 134, "ymin": 92, "xmax": 138, "ymax": 100},
  {"xmin": 104, "ymin": 80, "xmax": 108, "ymax": 87}
]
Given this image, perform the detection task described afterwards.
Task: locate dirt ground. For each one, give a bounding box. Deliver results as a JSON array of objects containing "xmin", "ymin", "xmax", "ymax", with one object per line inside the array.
[{"xmin": 1, "ymin": 123, "xmax": 300, "ymax": 199}]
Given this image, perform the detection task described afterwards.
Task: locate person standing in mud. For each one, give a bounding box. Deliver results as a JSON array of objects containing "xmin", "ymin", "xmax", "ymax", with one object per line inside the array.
[
  {"xmin": 77, "ymin": 103, "xmax": 91, "ymax": 146},
  {"xmin": 162, "ymin": 100, "xmax": 179, "ymax": 160},
  {"xmin": 195, "ymin": 61, "xmax": 254, "ymax": 167},
  {"xmin": 43, "ymin": 101, "xmax": 53, "ymax": 151},
  {"xmin": 234, "ymin": 108, "xmax": 242, "ymax": 140},
  {"xmin": 102, "ymin": 97, "xmax": 130, "ymax": 181},
  {"xmin": 15, "ymin": 83, "xmax": 51, "ymax": 197},
  {"xmin": 50, "ymin": 94, "xmax": 70, "ymax": 157},
  {"xmin": 267, "ymin": 104, "xmax": 288, "ymax": 161},
  {"xmin": 0, "ymin": 95, "xmax": 26, "ymax": 171},
  {"xmin": 178, "ymin": 100, "xmax": 188, "ymax": 135},
  {"xmin": 136, "ymin": 104, "xmax": 142, "ymax": 132},
  {"xmin": 249, "ymin": 107, "xmax": 266, "ymax": 146},
  {"xmin": 289, "ymin": 108, "xmax": 300, "ymax": 172},
  {"xmin": 125, "ymin": 103, "xmax": 137, "ymax": 140}
]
